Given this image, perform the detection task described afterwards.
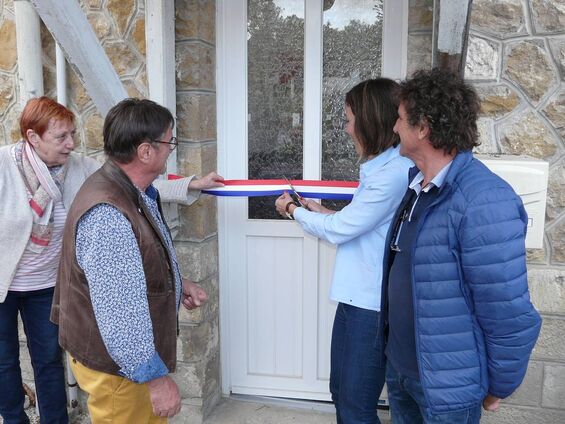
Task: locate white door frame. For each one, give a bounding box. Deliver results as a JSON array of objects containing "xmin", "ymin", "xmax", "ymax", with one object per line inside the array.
[{"xmin": 217, "ymin": 0, "xmax": 409, "ymax": 396}]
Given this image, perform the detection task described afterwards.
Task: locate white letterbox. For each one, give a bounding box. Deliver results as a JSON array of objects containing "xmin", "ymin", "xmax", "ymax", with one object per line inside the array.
[{"xmin": 476, "ymin": 155, "xmax": 548, "ymax": 249}]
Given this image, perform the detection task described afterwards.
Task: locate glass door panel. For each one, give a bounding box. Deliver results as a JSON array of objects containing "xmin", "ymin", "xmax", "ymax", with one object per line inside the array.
[
  {"xmin": 247, "ymin": 0, "xmax": 305, "ymax": 219},
  {"xmin": 321, "ymin": 0, "xmax": 383, "ymax": 210}
]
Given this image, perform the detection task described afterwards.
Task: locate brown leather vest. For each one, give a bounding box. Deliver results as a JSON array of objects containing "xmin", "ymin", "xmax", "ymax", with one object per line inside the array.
[{"xmin": 52, "ymin": 160, "xmax": 178, "ymax": 375}]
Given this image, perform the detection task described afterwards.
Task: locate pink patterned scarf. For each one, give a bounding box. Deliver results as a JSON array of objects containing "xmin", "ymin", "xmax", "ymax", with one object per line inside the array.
[{"xmin": 14, "ymin": 141, "xmax": 68, "ymax": 253}]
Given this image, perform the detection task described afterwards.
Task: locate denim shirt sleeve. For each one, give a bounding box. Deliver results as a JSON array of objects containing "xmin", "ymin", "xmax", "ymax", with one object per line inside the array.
[
  {"xmin": 76, "ymin": 204, "xmax": 169, "ymax": 383},
  {"xmin": 294, "ymin": 166, "xmax": 406, "ymax": 245}
]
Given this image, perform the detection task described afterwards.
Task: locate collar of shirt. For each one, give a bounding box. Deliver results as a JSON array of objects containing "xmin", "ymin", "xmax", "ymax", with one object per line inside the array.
[
  {"xmin": 144, "ymin": 184, "xmax": 159, "ymax": 201},
  {"xmin": 360, "ymin": 145, "xmax": 401, "ymax": 180},
  {"xmin": 409, "ymin": 161, "xmax": 453, "ymax": 195},
  {"xmin": 132, "ymin": 184, "xmax": 159, "ymax": 206}
]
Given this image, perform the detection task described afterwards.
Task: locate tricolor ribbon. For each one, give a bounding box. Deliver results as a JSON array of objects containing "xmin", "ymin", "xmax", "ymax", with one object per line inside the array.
[{"xmin": 168, "ymin": 175, "xmax": 358, "ymax": 201}]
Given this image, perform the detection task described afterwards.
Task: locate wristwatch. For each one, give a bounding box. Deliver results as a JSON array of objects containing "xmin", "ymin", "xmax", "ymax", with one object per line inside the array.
[{"xmin": 285, "ymin": 200, "xmax": 299, "ymax": 219}]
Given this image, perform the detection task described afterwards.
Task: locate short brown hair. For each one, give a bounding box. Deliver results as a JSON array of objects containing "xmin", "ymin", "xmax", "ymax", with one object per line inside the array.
[
  {"xmin": 20, "ymin": 96, "xmax": 75, "ymax": 141},
  {"xmin": 103, "ymin": 98, "xmax": 175, "ymax": 164},
  {"xmin": 345, "ymin": 78, "xmax": 400, "ymax": 158}
]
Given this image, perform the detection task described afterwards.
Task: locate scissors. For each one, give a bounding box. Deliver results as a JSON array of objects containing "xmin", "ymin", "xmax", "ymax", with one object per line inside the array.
[{"xmin": 283, "ymin": 176, "xmax": 304, "ymax": 207}]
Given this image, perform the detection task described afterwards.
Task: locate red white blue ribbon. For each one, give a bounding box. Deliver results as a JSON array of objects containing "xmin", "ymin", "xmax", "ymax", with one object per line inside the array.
[{"xmin": 168, "ymin": 176, "xmax": 358, "ymax": 201}]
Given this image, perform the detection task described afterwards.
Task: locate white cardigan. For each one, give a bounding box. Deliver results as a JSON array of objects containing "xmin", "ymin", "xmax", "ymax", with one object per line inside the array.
[{"xmin": 0, "ymin": 145, "xmax": 197, "ymax": 302}]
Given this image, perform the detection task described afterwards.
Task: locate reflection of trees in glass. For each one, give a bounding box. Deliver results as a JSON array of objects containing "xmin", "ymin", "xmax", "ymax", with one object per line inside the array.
[
  {"xmin": 246, "ymin": 0, "xmax": 384, "ymax": 218},
  {"xmin": 247, "ymin": 0, "xmax": 304, "ymax": 219},
  {"xmin": 247, "ymin": 0, "xmax": 304, "ymax": 178},
  {"xmin": 321, "ymin": 1, "xmax": 383, "ymax": 210}
]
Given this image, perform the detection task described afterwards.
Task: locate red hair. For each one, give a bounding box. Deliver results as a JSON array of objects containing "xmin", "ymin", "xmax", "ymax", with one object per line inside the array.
[{"xmin": 19, "ymin": 96, "xmax": 75, "ymax": 141}]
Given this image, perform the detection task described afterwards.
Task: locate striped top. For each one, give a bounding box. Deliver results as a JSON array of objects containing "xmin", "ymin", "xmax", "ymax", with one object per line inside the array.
[{"xmin": 10, "ymin": 199, "xmax": 66, "ymax": 291}]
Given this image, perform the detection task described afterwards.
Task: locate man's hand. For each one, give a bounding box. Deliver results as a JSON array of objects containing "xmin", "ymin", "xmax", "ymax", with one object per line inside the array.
[
  {"xmin": 182, "ymin": 278, "xmax": 208, "ymax": 310},
  {"xmin": 188, "ymin": 172, "xmax": 225, "ymax": 190},
  {"xmin": 146, "ymin": 375, "xmax": 181, "ymax": 418},
  {"xmin": 482, "ymin": 394, "xmax": 501, "ymax": 412}
]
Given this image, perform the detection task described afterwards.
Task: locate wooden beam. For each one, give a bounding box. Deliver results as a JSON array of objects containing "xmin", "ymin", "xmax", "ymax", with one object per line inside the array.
[
  {"xmin": 14, "ymin": 0, "xmax": 44, "ymax": 103},
  {"xmin": 145, "ymin": 0, "xmax": 177, "ymax": 173},
  {"xmin": 432, "ymin": 0, "xmax": 473, "ymax": 76},
  {"xmin": 382, "ymin": 0, "xmax": 408, "ymax": 79},
  {"xmin": 29, "ymin": 0, "xmax": 127, "ymax": 116},
  {"xmin": 145, "ymin": 0, "xmax": 179, "ymax": 236}
]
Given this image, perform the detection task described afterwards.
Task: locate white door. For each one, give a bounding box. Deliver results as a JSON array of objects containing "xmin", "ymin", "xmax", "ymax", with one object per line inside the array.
[{"xmin": 218, "ymin": 0, "xmax": 407, "ymax": 400}]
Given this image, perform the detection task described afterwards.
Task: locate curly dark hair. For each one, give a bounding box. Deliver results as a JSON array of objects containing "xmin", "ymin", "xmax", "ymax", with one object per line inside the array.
[
  {"xmin": 399, "ymin": 68, "xmax": 480, "ymax": 154},
  {"xmin": 345, "ymin": 78, "xmax": 400, "ymax": 158}
]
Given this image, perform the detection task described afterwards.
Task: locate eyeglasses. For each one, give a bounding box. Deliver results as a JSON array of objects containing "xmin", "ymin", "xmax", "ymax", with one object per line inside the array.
[{"xmin": 152, "ymin": 136, "xmax": 178, "ymax": 151}]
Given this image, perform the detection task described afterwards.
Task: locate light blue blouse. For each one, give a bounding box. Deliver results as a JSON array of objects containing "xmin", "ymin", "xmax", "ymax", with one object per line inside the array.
[{"xmin": 293, "ymin": 146, "xmax": 413, "ymax": 311}]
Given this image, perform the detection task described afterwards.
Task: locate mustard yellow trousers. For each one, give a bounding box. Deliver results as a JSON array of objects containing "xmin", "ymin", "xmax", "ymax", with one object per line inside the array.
[{"xmin": 69, "ymin": 357, "xmax": 167, "ymax": 424}]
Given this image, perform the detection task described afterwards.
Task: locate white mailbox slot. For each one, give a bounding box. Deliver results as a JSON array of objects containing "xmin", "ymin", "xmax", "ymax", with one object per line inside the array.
[{"xmin": 476, "ymin": 155, "xmax": 548, "ymax": 249}]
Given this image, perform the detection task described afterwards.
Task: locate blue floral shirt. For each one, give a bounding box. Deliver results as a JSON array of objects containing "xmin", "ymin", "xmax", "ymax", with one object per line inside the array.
[{"xmin": 76, "ymin": 185, "xmax": 182, "ymax": 383}]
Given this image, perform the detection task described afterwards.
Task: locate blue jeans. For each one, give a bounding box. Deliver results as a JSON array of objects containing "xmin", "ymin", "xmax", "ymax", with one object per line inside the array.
[
  {"xmin": 0, "ymin": 288, "xmax": 68, "ymax": 424},
  {"xmin": 330, "ymin": 303, "xmax": 385, "ymax": 424},
  {"xmin": 386, "ymin": 361, "xmax": 481, "ymax": 424}
]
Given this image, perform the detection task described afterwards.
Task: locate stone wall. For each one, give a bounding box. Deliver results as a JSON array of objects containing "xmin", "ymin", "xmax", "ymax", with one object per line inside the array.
[
  {"xmin": 172, "ymin": 1, "xmax": 221, "ymax": 423},
  {"xmin": 0, "ymin": 0, "xmax": 19, "ymax": 145},
  {"xmin": 0, "ymin": 0, "xmax": 219, "ymax": 423},
  {"xmin": 408, "ymin": 0, "xmax": 565, "ymax": 423},
  {"xmin": 0, "ymin": 0, "xmax": 147, "ymax": 153}
]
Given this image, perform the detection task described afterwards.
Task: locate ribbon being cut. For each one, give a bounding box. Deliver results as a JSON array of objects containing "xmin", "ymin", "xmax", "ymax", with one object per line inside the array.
[{"xmin": 168, "ymin": 175, "xmax": 358, "ymax": 201}]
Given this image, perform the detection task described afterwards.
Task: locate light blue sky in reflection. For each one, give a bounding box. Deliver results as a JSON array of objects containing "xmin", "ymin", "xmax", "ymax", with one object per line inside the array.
[{"xmin": 273, "ymin": 0, "xmax": 382, "ymax": 29}]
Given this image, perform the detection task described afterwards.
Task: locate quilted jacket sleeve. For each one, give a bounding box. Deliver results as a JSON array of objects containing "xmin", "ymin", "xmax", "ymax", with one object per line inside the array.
[{"xmin": 458, "ymin": 182, "xmax": 541, "ymax": 399}]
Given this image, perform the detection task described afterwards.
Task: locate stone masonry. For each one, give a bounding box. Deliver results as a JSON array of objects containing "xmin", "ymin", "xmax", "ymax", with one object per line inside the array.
[
  {"xmin": 173, "ymin": 1, "xmax": 221, "ymax": 422},
  {"xmin": 407, "ymin": 1, "xmax": 565, "ymax": 422}
]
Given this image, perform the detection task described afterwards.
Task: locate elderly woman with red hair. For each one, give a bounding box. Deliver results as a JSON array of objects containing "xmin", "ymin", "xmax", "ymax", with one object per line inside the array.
[{"xmin": 0, "ymin": 96, "xmax": 222, "ymax": 424}]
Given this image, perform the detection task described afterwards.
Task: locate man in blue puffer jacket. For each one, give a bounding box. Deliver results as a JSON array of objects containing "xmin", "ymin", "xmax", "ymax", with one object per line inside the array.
[{"xmin": 379, "ymin": 68, "xmax": 542, "ymax": 423}]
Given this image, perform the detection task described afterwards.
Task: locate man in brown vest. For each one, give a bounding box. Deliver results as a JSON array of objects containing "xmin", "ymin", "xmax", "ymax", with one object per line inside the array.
[{"xmin": 53, "ymin": 98, "xmax": 218, "ymax": 423}]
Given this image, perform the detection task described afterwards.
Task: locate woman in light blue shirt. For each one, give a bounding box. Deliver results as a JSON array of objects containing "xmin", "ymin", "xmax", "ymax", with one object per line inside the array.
[{"xmin": 275, "ymin": 79, "xmax": 413, "ymax": 424}]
